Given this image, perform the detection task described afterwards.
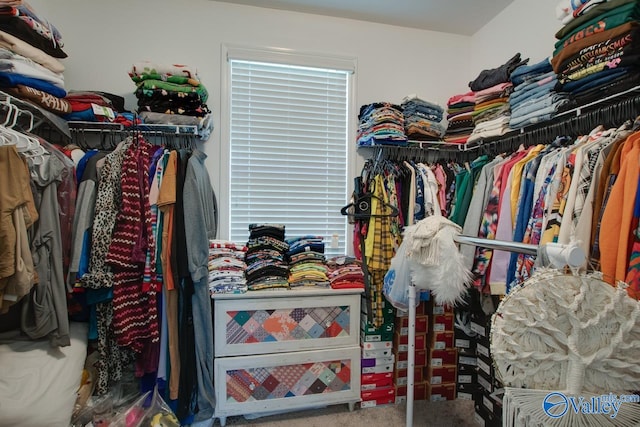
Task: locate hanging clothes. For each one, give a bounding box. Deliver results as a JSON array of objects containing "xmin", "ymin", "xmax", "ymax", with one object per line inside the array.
[{"xmin": 0, "ymin": 145, "xmax": 37, "ymax": 314}]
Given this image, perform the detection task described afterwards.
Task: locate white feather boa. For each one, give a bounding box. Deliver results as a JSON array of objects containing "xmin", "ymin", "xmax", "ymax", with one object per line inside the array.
[{"xmin": 402, "ymin": 215, "xmax": 473, "ymax": 306}]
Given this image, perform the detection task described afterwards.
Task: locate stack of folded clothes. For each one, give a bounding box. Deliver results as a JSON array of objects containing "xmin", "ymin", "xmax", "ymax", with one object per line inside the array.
[
  {"xmin": 467, "ymin": 81, "xmax": 514, "ymax": 143},
  {"xmin": 401, "ymin": 94, "xmax": 446, "ymax": 141},
  {"xmin": 325, "ymin": 256, "xmax": 365, "ymax": 290},
  {"xmin": 356, "ymin": 102, "xmax": 407, "ymax": 147},
  {"xmin": 443, "ymin": 91, "xmax": 476, "ymax": 144},
  {"xmin": 509, "ymin": 57, "xmax": 569, "ymax": 129},
  {"xmin": 0, "ymin": 1, "xmax": 69, "ymax": 115},
  {"xmin": 62, "ymin": 91, "xmax": 138, "ymax": 124},
  {"xmin": 129, "ymin": 61, "xmax": 213, "ymax": 140},
  {"xmin": 208, "ymin": 240, "xmax": 248, "ymax": 295},
  {"xmin": 244, "ymin": 224, "xmax": 290, "ymax": 291},
  {"xmin": 286, "ymin": 236, "xmax": 329, "ymax": 288},
  {"xmin": 554, "ymin": 0, "xmax": 640, "ymax": 110},
  {"xmin": 464, "ymin": 53, "xmax": 528, "ymax": 143}
]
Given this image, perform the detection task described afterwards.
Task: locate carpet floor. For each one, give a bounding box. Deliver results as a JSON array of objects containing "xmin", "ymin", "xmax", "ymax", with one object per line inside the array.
[{"xmin": 216, "ymin": 399, "xmax": 478, "ymax": 427}]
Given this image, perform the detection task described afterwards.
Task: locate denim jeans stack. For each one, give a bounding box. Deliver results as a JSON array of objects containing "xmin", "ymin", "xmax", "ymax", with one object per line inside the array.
[
  {"xmin": 401, "ymin": 95, "xmax": 446, "ymax": 141},
  {"xmin": 508, "ymin": 57, "xmax": 569, "ymax": 130}
]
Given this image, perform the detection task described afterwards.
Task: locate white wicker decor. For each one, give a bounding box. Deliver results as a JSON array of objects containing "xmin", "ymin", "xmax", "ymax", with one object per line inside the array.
[{"xmin": 491, "ymin": 269, "xmax": 640, "ymax": 426}]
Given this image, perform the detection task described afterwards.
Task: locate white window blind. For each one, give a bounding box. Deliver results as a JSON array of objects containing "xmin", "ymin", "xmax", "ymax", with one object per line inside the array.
[{"xmin": 229, "ymin": 59, "xmax": 350, "ymax": 255}]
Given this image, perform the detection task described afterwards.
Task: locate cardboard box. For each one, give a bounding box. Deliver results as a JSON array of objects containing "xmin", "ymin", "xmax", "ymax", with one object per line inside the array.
[
  {"xmin": 362, "ymin": 363, "xmax": 394, "ymax": 374},
  {"xmin": 361, "ymin": 372, "xmax": 394, "ymax": 390},
  {"xmin": 362, "ymin": 297, "xmax": 395, "ymax": 320},
  {"xmin": 360, "ymin": 396, "xmax": 395, "ymax": 408},
  {"xmin": 430, "ymin": 303, "xmax": 454, "ymax": 315},
  {"xmin": 360, "ymin": 386, "xmax": 395, "ymax": 401},
  {"xmin": 493, "ymin": 376, "xmax": 504, "ymax": 392},
  {"xmin": 361, "ymin": 340, "xmax": 393, "ymax": 351},
  {"xmin": 474, "ymin": 405, "xmax": 500, "ymax": 427},
  {"xmin": 395, "ymin": 314, "xmax": 428, "ymax": 335},
  {"xmin": 477, "ymin": 368, "xmax": 493, "ymax": 393},
  {"xmin": 457, "ymin": 372, "xmax": 476, "ymax": 385},
  {"xmin": 427, "ymin": 383, "xmax": 456, "ymax": 401},
  {"xmin": 456, "ymin": 382, "xmax": 481, "ymax": 401},
  {"xmin": 489, "ymin": 388, "xmax": 504, "ymax": 418},
  {"xmin": 458, "ymin": 355, "xmax": 477, "ymax": 367},
  {"xmin": 476, "ymin": 353, "xmax": 493, "ymax": 378},
  {"xmin": 429, "ymin": 348, "xmax": 458, "ymax": 367},
  {"xmin": 362, "ymin": 348, "xmax": 393, "ymax": 359},
  {"xmin": 454, "ymin": 327, "xmax": 477, "ymax": 352},
  {"xmin": 430, "ymin": 330, "xmax": 454, "ymax": 350},
  {"xmin": 470, "ymin": 320, "xmax": 488, "ymax": 338},
  {"xmin": 361, "ymin": 317, "xmax": 394, "ymax": 342},
  {"xmin": 395, "ymin": 382, "xmax": 428, "ymax": 399},
  {"xmin": 393, "ymin": 331, "xmax": 426, "ymax": 352},
  {"xmin": 361, "ymin": 355, "xmax": 395, "ymax": 368},
  {"xmin": 454, "ymin": 338, "xmax": 475, "ymax": 352},
  {"xmin": 476, "ymin": 340, "xmax": 491, "ymax": 359},
  {"xmin": 431, "ymin": 313, "xmax": 454, "ymax": 332},
  {"xmin": 393, "ymin": 367, "xmax": 423, "ymax": 386},
  {"xmin": 415, "ymin": 300, "xmax": 430, "ymax": 315},
  {"xmin": 426, "ymin": 365, "xmax": 456, "ymax": 386},
  {"xmin": 394, "ymin": 349, "xmax": 427, "ymax": 368},
  {"xmin": 424, "ymin": 365, "xmax": 457, "ymax": 385}
]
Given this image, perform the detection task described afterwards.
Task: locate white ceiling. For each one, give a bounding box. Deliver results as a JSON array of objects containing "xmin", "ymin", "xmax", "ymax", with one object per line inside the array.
[{"xmin": 213, "ymin": 0, "xmax": 516, "ymax": 36}]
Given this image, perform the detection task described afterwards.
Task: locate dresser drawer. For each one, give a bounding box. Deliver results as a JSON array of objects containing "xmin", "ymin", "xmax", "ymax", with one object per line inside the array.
[
  {"xmin": 214, "ymin": 346, "xmax": 361, "ymax": 417},
  {"xmin": 214, "ymin": 291, "xmax": 360, "ymax": 356}
]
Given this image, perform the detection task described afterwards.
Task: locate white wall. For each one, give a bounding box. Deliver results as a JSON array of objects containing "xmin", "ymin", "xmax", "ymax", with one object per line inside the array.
[
  {"xmin": 28, "ymin": 0, "xmax": 472, "ymax": 239},
  {"xmin": 471, "ymin": 0, "xmax": 561, "ymax": 71},
  {"xmin": 27, "ymin": 0, "xmax": 560, "ymax": 241}
]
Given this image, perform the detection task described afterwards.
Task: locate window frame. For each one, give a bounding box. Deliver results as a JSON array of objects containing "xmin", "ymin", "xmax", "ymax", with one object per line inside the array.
[{"xmin": 219, "ymin": 43, "xmax": 358, "ymax": 253}]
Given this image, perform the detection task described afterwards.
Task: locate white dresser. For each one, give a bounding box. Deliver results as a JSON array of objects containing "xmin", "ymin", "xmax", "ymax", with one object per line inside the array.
[{"xmin": 212, "ymin": 288, "xmax": 362, "ymax": 426}]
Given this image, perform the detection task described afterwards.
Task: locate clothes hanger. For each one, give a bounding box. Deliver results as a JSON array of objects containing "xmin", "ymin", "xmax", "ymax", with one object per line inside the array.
[
  {"xmin": 0, "ymin": 102, "xmax": 16, "ymax": 127},
  {"xmin": 340, "ymin": 184, "xmax": 400, "ymax": 220}
]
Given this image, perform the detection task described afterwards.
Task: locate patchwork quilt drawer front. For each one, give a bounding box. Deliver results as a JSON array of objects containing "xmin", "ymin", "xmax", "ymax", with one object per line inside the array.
[
  {"xmin": 214, "ymin": 347, "xmax": 361, "ymax": 416},
  {"xmin": 214, "ymin": 292, "xmax": 360, "ymax": 356}
]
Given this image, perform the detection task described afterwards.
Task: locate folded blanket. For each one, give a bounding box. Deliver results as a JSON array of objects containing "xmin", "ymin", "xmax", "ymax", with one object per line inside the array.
[
  {"xmin": 66, "ymin": 91, "xmax": 128, "ymax": 113},
  {"xmin": 0, "ymin": 54, "xmax": 64, "ymax": 88},
  {"xmin": 4, "ymin": 83, "xmax": 70, "ymax": 114},
  {"xmin": 0, "ymin": 29, "xmax": 63, "ymax": 73},
  {"xmin": 14, "ymin": 1, "xmax": 63, "ymax": 44},
  {"xmin": 135, "ymin": 79, "xmax": 208, "ymax": 102},
  {"xmin": 0, "ymin": 15, "xmax": 66, "ymax": 58},
  {"xmin": 130, "ymin": 72, "xmax": 199, "ymax": 87},
  {"xmin": 0, "ymin": 6, "xmax": 63, "ymax": 48},
  {"xmin": 0, "ymin": 70, "xmax": 65, "ymax": 97},
  {"xmin": 130, "ymin": 61, "xmax": 199, "ymax": 81}
]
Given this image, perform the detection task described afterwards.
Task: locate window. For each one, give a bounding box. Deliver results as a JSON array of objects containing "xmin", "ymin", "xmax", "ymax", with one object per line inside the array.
[{"xmin": 226, "ymin": 48, "xmax": 354, "ymax": 256}]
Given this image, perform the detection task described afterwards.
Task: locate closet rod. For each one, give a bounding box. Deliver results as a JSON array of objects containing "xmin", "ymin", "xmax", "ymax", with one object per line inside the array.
[
  {"xmin": 368, "ymin": 88, "xmax": 640, "ymax": 159},
  {"xmin": 67, "ymin": 120, "xmax": 199, "ymax": 135},
  {"xmin": 453, "ymin": 235, "xmax": 538, "ymax": 256}
]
